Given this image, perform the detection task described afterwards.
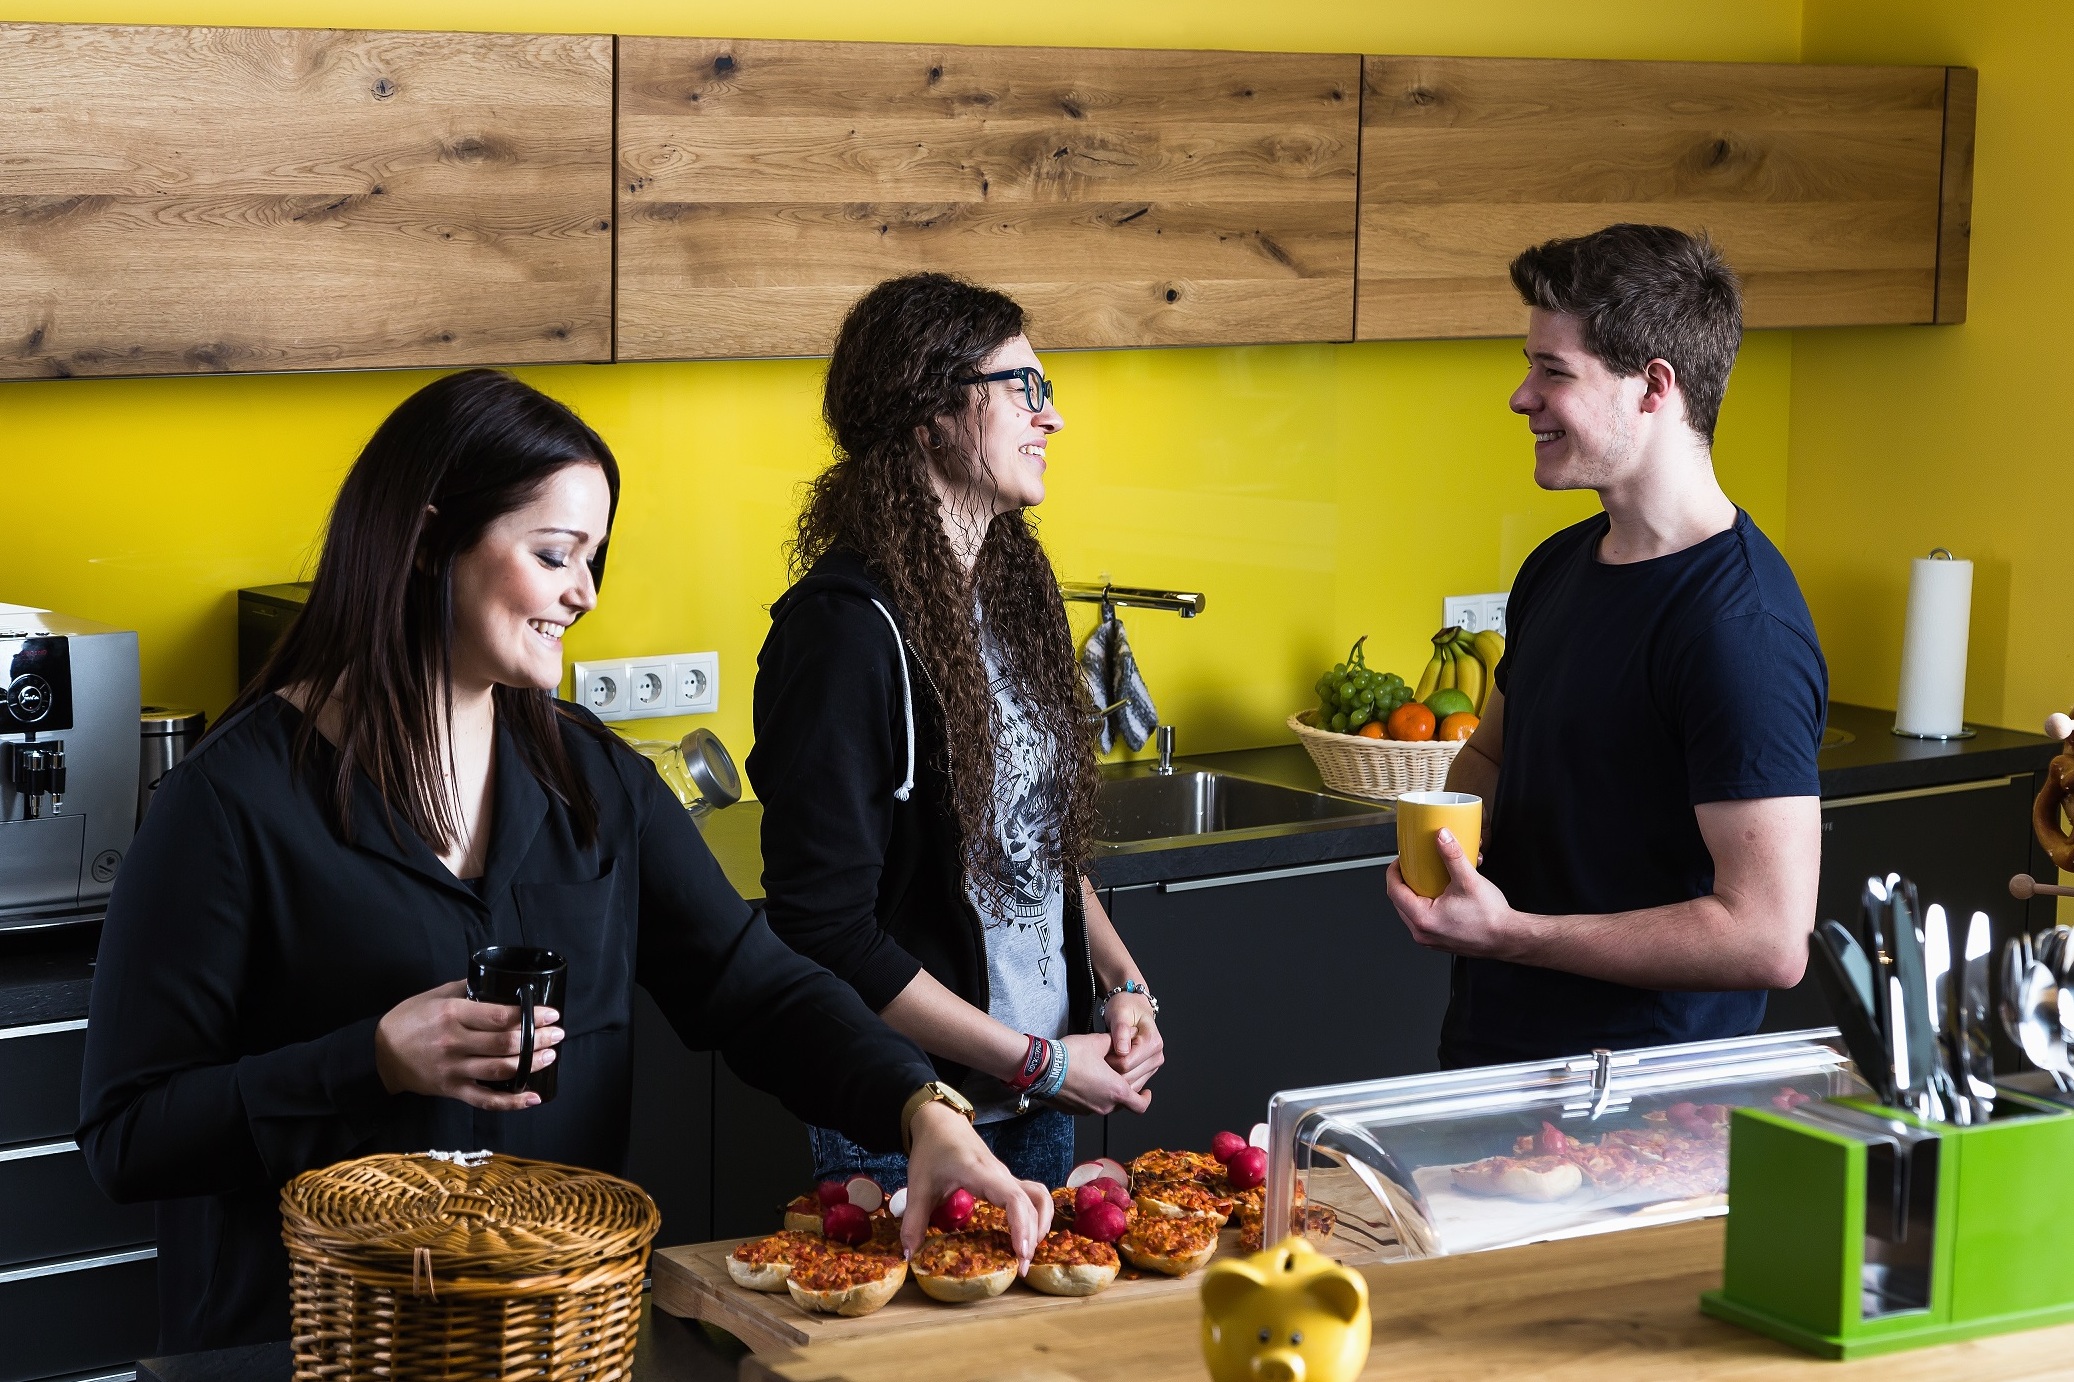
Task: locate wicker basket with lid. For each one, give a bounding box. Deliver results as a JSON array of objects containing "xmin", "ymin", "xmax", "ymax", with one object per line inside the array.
[{"xmin": 280, "ymin": 1151, "xmax": 660, "ymax": 1381}]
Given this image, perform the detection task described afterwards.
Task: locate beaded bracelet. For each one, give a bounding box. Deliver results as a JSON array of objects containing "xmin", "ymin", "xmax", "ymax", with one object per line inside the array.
[{"xmin": 1098, "ymin": 979, "xmax": 1160, "ymax": 1024}]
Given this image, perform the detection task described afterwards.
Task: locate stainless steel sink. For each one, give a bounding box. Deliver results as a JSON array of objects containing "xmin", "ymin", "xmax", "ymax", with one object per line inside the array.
[{"xmin": 1094, "ymin": 769, "xmax": 1390, "ymax": 853}]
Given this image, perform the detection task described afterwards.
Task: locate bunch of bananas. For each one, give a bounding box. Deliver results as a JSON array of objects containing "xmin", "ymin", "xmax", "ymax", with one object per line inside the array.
[{"xmin": 1413, "ymin": 626, "xmax": 1505, "ymax": 715}]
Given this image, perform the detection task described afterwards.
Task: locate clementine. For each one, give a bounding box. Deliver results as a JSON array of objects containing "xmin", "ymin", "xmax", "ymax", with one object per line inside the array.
[
  {"xmin": 1437, "ymin": 712, "xmax": 1480, "ymax": 742},
  {"xmin": 1385, "ymin": 703, "xmax": 1436, "ymax": 742}
]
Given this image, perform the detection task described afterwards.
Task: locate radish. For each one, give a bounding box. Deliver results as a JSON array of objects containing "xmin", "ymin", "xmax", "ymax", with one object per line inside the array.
[
  {"xmin": 1103, "ymin": 1179, "xmax": 1132, "ymax": 1210},
  {"xmin": 1249, "ymin": 1123, "xmax": 1269, "ymax": 1151},
  {"xmin": 1065, "ymin": 1161, "xmax": 1108, "ymax": 1190},
  {"xmin": 1225, "ymin": 1146, "xmax": 1267, "ymax": 1190},
  {"xmin": 931, "ymin": 1187, "xmax": 975, "ymax": 1233},
  {"xmin": 843, "ymin": 1175, "xmax": 886, "ymax": 1213},
  {"xmin": 1210, "ymin": 1130, "xmax": 1247, "ymax": 1164},
  {"xmin": 1074, "ymin": 1183, "xmax": 1108, "ymax": 1216},
  {"xmin": 1094, "ymin": 1157, "xmax": 1128, "ymax": 1186},
  {"xmin": 814, "ymin": 1180, "xmax": 849, "ymax": 1211},
  {"xmin": 1077, "ymin": 1199, "xmax": 1127, "ymax": 1244},
  {"xmin": 887, "ymin": 1187, "xmax": 908, "ymax": 1218},
  {"xmin": 822, "ymin": 1201, "xmax": 872, "ymax": 1246}
]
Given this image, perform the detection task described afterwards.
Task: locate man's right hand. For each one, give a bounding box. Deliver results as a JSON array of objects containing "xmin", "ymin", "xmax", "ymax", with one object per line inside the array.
[{"xmin": 374, "ymin": 979, "xmax": 564, "ymax": 1111}]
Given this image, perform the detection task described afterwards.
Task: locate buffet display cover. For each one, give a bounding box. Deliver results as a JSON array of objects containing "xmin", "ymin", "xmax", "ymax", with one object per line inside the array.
[{"xmin": 1260, "ymin": 1029, "xmax": 1865, "ymax": 1261}]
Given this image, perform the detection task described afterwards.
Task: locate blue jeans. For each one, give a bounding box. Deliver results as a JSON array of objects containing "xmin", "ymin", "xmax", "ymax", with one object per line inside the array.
[{"xmin": 808, "ymin": 1107, "xmax": 1077, "ymax": 1191}]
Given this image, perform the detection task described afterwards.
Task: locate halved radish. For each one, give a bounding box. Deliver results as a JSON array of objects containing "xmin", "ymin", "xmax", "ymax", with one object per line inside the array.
[
  {"xmin": 1248, "ymin": 1123, "xmax": 1269, "ymax": 1151},
  {"xmin": 1210, "ymin": 1130, "xmax": 1247, "ymax": 1164},
  {"xmin": 1065, "ymin": 1161, "xmax": 1108, "ymax": 1190},
  {"xmin": 1094, "ymin": 1157, "xmax": 1128, "ymax": 1186},
  {"xmin": 815, "ymin": 1180, "xmax": 850, "ymax": 1210},
  {"xmin": 887, "ymin": 1187, "xmax": 908, "ymax": 1219},
  {"xmin": 843, "ymin": 1175, "xmax": 886, "ymax": 1213}
]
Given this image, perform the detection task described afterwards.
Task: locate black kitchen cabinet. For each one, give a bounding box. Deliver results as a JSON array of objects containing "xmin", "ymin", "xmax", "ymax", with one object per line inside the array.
[
  {"xmin": 625, "ymin": 985, "xmax": 714, "ymax": 1248},
  {"xmin": 1098, "ymin": 856, "xmax": 1451, "ymax": 1163},
  {"xmin": 710, "ymin": 1059, "xmax": 815, "ymax": 1241},
  {"xmin": 1762, "ymin": 771, "xmax": 2057, "ymax": 1065}
]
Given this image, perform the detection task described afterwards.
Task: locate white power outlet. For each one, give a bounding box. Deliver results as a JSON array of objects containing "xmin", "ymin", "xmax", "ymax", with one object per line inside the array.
[
  {"xmin": 573, "ymin": 661, "xmax": 629, "ymax": 718},
  {"xmin": 1443, "ymin": 592, "xmax": 1509, "ymax": 636},
  {"xmin": 672, "ymin": 652, "xmax": 719, "ymax": 714},
  {"xmin": 573, "ymin": 651, "xmax": 719, "ymax": 721}
]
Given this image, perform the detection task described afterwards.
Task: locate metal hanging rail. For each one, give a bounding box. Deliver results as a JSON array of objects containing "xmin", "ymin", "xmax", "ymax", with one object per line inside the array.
[{"xmin": 1061, "ymin": 582, "xmax": 1206, "ymax": 619}]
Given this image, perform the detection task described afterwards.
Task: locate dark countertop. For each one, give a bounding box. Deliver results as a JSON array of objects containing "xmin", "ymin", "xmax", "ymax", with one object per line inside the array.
[
  {"xmin": 5, "ymin": 702, "xmax": 2055, "ymax": 1028},
  {"xmin": 136, "ymin": 1296, "xmax": 740, "ymax": 1382}
]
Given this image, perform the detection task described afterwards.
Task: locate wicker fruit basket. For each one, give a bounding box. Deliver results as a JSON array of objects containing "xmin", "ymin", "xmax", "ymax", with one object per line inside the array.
[
  {"xmin": 1288, "ymin": 709, "xmax": 1466, "ymax": 802},
  {"xmin": 281, "ymin": 1151, "xmax": 660, "ymax": 1382}
]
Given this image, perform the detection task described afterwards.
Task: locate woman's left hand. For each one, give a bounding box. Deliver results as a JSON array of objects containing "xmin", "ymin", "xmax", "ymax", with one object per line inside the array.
[
  {"xmin": 1103, "ymin": 994, "xmax": 1164, "ymax": 1090},
  {"xmin": 900, "ymin": 1101, "xmax": 1052, "ymax": 1266}
]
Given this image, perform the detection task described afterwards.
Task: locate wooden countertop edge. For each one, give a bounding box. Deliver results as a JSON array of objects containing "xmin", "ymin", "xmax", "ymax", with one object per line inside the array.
[{"xmin": 739, "ymin": 1218, "xmax": 2074, "ymax": 1381}]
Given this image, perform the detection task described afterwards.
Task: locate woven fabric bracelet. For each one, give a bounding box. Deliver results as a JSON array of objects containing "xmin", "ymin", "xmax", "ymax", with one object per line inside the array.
[
  {"xmin": 1005, "ymin": 1035, "xmax": 1050, "ymax": 1093},
  {"xmin": 1034, "ymin": 1038, "xmax": 1070, "ymax": 1100}
]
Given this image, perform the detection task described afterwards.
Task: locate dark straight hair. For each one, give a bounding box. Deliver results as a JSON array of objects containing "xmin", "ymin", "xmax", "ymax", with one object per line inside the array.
[{"xmin": 225, "ymin": 368, "xmax": 621, "ymax": 850}]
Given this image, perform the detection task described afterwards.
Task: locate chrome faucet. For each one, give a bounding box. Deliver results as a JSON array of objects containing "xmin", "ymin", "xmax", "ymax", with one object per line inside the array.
[{"xmin": 1154, "ymin": 725, "xmax": 1175, "ymax": 775}]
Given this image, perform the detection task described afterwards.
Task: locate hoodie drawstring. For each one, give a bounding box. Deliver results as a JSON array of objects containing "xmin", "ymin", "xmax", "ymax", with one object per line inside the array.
[{"xmin": 868, "ymin": 600, "xmax": 916, "ymax": 802}]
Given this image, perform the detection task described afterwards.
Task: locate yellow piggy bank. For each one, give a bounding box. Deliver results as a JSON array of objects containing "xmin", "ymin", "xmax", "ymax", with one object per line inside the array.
[{"xmin": 1200, "ymin": 1235, "xmax": 1370, "ymax": 1382}]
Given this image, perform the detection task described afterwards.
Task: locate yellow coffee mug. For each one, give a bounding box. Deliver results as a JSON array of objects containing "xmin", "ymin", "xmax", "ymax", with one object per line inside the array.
[{"xmin": 1395, "ymin": 791, "xmax": 1482, "ymax": 899}]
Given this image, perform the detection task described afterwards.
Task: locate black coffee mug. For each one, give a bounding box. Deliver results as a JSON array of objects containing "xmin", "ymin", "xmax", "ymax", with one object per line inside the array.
[{"xmin": 466, "ymin": 945, "xmax": 568, "ymax": 1102}]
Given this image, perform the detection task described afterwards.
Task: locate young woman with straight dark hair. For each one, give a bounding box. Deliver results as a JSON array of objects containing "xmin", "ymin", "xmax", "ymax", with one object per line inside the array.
[
  {"xmin": 749, "ymin": 275, "xmax": 1166, "ymax": 1190},
  {"xmin": 79, "ymin": 369, "xmax": 1046, "ymax": 1354}
]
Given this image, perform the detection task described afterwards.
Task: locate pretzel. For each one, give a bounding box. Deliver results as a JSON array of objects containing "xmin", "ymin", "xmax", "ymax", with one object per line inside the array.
[{"xmin": 2035, "ymin": 712, "xmax": 2074, "ymax": 870}]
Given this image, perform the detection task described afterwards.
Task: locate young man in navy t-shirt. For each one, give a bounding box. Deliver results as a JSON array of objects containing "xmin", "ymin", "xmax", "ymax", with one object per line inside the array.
[{"xmin": 1384, "ymin": 224, "xmax": 1828, "ymax": 1067}]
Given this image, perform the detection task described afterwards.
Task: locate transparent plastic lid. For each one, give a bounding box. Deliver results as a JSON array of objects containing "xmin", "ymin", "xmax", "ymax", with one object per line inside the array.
[{"xmin": 1264, "ymin": 1027, "xmax": 1866, "ymax": 1261}]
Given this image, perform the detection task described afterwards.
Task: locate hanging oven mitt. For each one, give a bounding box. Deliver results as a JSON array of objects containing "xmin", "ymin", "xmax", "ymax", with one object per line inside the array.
[{"xmin": 1080, "ymin": 604, "xmax": 1159, "ymax": 753}]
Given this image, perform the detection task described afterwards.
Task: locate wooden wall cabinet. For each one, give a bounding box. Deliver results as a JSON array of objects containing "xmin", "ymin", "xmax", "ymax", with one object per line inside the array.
[
  {"xmin": 1356, "ymin": 57, "xmax": 1977, "ymax": 339},
  {"xmin": 0, "ymin": 24, "xmax": 613, "ymax": 379},
  {"xmin": 616, "ymin": 38, "xmax": 1360, "ymax": 359}
]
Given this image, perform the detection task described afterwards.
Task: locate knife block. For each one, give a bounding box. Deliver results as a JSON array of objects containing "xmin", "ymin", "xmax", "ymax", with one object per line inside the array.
[{"xmin": 1700, "ymin": 1094, "xmax": 2074, "ymax": 1358}]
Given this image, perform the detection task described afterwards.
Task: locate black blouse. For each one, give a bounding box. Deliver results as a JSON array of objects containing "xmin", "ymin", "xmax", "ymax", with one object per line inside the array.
[{"xmin": 78, "ymin": 696, "xmax": 933, "ymax": 1352}]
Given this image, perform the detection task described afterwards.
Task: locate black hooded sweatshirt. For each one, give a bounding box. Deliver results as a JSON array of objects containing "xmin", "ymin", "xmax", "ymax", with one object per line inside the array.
[{"xmin": 748, "ymin": 548, "xmax": 1095, "ymax": 1087}]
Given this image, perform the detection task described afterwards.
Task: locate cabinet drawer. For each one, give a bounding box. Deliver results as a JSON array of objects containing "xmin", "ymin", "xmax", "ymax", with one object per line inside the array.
[
  {"xmin": 0, "ymin": 1141, "xmax": 152, "ymax": 1268},
  {"xmin": 0, "ymin": 1020, "xmax": 87, "ymax": 1145},
  {"xmin": 0, "ymin": 1248, "xmax": 157, "ymax": 1382}
]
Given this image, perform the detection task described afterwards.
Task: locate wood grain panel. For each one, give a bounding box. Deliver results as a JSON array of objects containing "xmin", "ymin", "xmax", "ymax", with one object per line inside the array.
[
  {"xmin": 742, "ymin": 1219, "xmax": 2074, "ymax": 1382},
  {"xmin": 0, "ymin": 23, "xmax": 612, "ymax": 378},
  {"xmin": 617, "ymin": 38, "xmax": 1359, "ymax": 358},
  {"xmin": 1934, "ymin": 67, "xmax": 1978, "ymax": 325},
  {"xmin": 1356, "ymin": 56, "xmax": 1955, "ymax": 340}
]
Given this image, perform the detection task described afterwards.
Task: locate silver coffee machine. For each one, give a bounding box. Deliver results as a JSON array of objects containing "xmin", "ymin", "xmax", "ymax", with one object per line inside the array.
[{"xmin": 1, "ymin": 605, "xmax": 140, "ymax": 932}]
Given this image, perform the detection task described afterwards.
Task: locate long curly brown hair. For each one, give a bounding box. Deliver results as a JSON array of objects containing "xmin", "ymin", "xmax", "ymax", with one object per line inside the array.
[{"xmin": 794, "ymin": 273, "xmax": 1097, "ymax": 908}]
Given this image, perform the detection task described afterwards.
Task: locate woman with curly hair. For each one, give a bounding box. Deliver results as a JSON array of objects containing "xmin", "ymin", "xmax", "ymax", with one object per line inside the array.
[{"xmin": 748, "ymin": 273, "xmax": 1166, "ymax": 1189}]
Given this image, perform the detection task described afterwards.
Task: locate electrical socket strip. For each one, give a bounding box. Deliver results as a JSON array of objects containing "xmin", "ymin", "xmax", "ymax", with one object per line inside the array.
[
  {"xmin": 1442, "ymin": 592, "xmax": 1509, "ymax": 636},
  {"xmin": 571, "ymin": 651, "xmax": 719, "ymax": 721}
]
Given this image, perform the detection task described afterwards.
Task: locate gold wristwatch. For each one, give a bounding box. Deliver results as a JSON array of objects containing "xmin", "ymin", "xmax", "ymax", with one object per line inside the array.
[{"xmin": 901, "ymin": 1080, "xmax": 976, "ymax": 1152}]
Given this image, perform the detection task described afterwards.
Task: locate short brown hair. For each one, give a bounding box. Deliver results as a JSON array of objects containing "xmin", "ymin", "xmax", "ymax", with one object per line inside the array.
[{"xmin": 1508, "ymin": 224, "xmax": 1742, "ymax": 443}]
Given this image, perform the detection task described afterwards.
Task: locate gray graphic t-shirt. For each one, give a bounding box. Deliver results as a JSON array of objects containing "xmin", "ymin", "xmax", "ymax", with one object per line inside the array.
[{"xmin": 964, "ymin": 629, "xmax": 1070, "ymax": 1122}]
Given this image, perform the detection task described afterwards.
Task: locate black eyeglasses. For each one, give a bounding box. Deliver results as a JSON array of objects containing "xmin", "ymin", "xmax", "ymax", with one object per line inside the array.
[{"xmin": 954, "ymin": 366, "xmax": 1055, "ymax": 414}]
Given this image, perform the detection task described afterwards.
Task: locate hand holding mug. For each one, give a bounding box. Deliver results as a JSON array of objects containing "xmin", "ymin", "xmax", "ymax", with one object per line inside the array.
[{"xmin": 374, "ymin": 979, "xmax": 564, "ymax": 1111}]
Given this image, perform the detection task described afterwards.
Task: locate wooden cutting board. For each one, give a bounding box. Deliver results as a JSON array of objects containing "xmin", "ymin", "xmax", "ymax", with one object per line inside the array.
[{"xmin": 653, "ymin": 1220, "xmax": 1389, "ymax": 1356}]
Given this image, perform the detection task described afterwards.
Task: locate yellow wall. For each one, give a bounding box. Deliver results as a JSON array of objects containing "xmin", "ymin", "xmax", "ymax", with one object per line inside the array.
[
  {"xmin": 4, "ymin": 1, "xmax": 1803, "ymax": 780},
  {"xmin": 1793, "ymin": 0, "xmax": 2066, "ymax": 733}
]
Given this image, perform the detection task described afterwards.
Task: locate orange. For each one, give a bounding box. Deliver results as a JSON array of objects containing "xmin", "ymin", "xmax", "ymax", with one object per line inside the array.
[
  {"xmin": 1438, "ymin": 712, "xmax": 1480, "ymax": 742},
  {"xmin": 1385, "ymin": 703, "xmax": 1436, "ymax": 742},
  {"xmin": 1355, "ymin": 720, "xmax": 1385, "ymax": 739}
]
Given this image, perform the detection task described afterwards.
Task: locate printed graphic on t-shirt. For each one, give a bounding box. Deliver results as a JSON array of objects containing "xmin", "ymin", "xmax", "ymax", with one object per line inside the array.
[{"xmin": 965, "ymin": 633, "xmax": 1070, "ymax": 1123}]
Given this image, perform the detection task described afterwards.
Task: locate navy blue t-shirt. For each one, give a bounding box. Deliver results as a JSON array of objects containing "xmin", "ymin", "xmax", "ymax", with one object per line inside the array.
[{"xmin": 1438, "ymin": 509, "xmax": 1827, "ymax": 1068}]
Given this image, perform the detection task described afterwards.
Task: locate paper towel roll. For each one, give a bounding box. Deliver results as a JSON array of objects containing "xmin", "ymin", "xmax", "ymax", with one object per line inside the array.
[{"xmin": 1894, "ymin": 551, "xmax": 1973, "ymax": 738}]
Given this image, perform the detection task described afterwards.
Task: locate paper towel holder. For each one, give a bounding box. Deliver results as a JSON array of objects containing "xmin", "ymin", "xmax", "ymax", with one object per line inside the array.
[{"xmin": 1892, "ymin": 548, "xmax": 1977, "ymax": 741}]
